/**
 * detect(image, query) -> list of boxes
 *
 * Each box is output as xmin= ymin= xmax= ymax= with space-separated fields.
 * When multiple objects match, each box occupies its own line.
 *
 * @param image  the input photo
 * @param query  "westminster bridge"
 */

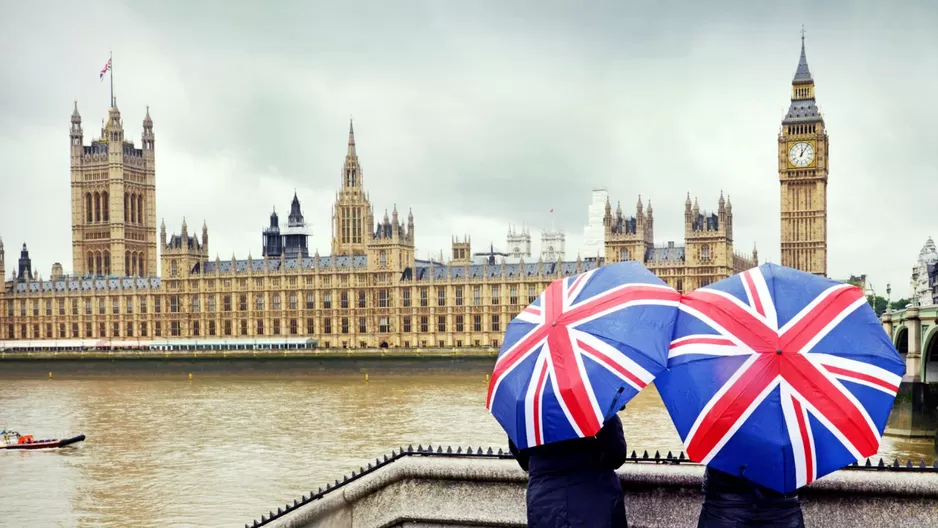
xmin=882 ymin=304 xmax=938 ymax=438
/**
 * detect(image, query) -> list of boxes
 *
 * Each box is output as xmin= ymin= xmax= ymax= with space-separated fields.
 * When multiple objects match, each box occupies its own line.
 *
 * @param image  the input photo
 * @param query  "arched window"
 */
xmin=619 ymin=248 xmax=630 ymax=262
xmin=130 ymin=194 xmax=137 ymax=224
xmin=104 ymin=251 xmax=111 ymax=275
xmin=125 ymin=252 xmax=131 ymax=276
xmin=124 ymin=193 xmax=129 ymax=223
xmin=94 ymin=192 xmax=101 ymax=222
xmin=86 ymin=193 xmax=93 ymax=223
xmin=87 ymin=253 xmax=94 ymax=275
xmin=138 ymin=253 xmax=145 ymax=277
xmin=138 ymin=196 xmax=144 ymax=226
xmin=95 ymin=252 xmax=102 ymax=276
xmin=102 ymin=191 xmax=109 ymax=221
xmin=701 ymin=245 xmax=711 ymax=263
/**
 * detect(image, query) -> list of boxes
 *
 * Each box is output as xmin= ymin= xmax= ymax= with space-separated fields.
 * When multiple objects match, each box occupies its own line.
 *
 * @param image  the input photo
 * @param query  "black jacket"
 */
xmin=697 ymin=467 xmax=805 ymax=528
xmin=509 ymin=414 xmax=629 ymax=528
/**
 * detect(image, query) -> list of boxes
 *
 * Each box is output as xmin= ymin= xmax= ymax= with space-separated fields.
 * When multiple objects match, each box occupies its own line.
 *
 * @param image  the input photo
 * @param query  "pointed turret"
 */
xmin=142 ymin=105 xmax=154 ymax=153
xmin=104 ymin=98 xmax=123 ymax=138
xmin=288 ymin=191 xmax=304 ymax=226
xmin=160 ymin=219 xmax=167 ymax=247
xmin=783 ymin=29 xmax=823 ymax=124
xmin=793 ymin=30 xmax=812 ymax=84
xmin=347 ymin=119 xmax=356 ymax=157
xmin=70 ymin=100 xmax=83 ymax=155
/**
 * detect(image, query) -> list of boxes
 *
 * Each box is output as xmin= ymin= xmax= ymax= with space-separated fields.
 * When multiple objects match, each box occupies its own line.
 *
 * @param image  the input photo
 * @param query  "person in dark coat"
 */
xmin=697 ymin=466 xmax=805 ymax=528
xmin=508 ymin=413 xmax=629 ymax=528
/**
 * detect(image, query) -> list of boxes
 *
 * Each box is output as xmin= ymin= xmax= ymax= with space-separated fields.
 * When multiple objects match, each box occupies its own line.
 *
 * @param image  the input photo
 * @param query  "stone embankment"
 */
xmin=248 ymin=446 xmax=938 ymax=528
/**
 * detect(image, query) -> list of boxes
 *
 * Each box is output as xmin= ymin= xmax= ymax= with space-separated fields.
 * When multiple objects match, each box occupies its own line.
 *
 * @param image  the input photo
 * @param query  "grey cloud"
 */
xmin=1 ymin=0 xmax=937 ymax=300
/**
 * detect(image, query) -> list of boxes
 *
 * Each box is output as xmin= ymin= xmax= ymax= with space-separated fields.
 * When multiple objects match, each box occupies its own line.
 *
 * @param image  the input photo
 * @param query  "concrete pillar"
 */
xmin=886 ymin=306 xmax=937 ymax=439
xmin=905 ymin=307 xmax=922 ymax=381
xmin=881 ymin=312 xmax=893 ymax=341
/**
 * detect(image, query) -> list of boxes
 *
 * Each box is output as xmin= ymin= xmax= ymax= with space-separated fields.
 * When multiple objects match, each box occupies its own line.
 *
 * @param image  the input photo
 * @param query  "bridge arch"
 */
xmin=923 ymin=326 xmax=938 ymax=383
xmin=894 ymin=326 xmax=909 ymax=367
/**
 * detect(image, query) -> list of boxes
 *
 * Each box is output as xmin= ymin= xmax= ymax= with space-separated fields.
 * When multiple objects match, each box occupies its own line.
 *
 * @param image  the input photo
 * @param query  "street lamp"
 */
xmin=886 ymin=283 xmax=892 ymax=313
xmin=911 ymin=278 xmax=919 ymax=308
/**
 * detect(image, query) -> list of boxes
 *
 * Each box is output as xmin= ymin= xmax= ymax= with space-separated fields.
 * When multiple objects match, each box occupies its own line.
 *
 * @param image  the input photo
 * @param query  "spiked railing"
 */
xmin=245 ymin=445 xmax=938 ymax=528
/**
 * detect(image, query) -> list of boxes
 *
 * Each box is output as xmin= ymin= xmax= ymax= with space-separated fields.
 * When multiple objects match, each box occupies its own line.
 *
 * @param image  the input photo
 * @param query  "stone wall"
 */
xmin=254 ymin=454 xmax=938 ymax=528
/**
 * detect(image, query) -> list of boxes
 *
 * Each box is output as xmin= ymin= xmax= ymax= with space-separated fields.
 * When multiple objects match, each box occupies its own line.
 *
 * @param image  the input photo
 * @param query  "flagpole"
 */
xmin=109 ymin=50 xmax=114 ymax=107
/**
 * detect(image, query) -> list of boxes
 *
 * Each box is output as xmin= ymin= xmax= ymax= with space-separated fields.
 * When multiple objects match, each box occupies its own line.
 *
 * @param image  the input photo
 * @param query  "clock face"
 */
xmin=789 ymin=142 xmax=815 ymax=167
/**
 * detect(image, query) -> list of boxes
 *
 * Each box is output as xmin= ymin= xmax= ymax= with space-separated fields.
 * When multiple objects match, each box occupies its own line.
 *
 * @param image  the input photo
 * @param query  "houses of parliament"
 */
xmin=0 ymin=38 xmax=828 ymax=349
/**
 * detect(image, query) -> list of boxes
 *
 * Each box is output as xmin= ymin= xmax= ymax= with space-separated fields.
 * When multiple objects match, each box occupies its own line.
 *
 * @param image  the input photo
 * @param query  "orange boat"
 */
xmin=1 ymin=430 xmax=85 ymax=450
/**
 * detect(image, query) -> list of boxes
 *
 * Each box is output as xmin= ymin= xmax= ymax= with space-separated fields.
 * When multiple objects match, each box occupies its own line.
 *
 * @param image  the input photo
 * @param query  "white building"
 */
xmin=540 ymin=229 xmax=566 ymax=262
xmin=582 ymin=189 xmax=608 ymax=259
xmin=506 ymin=225 xmax=532 ymax=259
xmin=912 ymin=237 xmax=938 ymax=306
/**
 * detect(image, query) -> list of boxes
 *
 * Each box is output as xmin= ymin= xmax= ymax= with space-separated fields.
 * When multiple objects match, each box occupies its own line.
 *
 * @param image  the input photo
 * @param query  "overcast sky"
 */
xmin=1 ymin=0 xmax=936 ymax=299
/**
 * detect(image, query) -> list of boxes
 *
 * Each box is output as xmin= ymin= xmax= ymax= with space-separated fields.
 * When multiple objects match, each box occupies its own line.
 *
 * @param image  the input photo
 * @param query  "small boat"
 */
xmin=0 ymin=429 xmax=86 ymax=450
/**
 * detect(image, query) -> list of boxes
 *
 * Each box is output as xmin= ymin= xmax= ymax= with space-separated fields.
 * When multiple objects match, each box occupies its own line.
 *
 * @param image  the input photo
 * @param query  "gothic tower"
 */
xmin=779 ymin=33 xmax=828 ymax=276
xmin=70 ymin=100 xmax=157 ymax=278
xmin=0 ymin=237 xmax=5 ymax=282
xmin=506 ymin=225 xmax=532 ymax=258
xmin=684 ymin=193 xmax=735 ymax=289
xmin=331 ymin=120 xmax=375 ymax=256
xmin=603 ymin=196 xmax=653 ymax=264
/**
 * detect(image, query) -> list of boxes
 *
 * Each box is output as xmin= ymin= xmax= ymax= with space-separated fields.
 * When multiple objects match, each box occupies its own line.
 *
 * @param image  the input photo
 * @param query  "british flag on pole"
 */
xmin=486 ymin=261 xmax=680 ymax=450
xmin=656 ymin=263 xmax=905 ymax=493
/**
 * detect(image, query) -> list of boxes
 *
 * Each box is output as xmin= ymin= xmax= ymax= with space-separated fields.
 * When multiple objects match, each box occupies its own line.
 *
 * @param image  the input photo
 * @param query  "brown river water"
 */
xmin=0 ymin=362 xmax=934 ymax=527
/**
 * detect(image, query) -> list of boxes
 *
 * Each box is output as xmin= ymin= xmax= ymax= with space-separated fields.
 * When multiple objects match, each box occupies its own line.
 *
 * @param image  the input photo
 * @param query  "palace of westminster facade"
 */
xmin=0 ymin=38 xmax=828 ymax=348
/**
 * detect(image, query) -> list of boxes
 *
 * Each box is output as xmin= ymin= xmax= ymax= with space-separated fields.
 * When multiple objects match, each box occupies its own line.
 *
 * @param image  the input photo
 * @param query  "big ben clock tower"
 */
xmin=779 ymin=31 xmax=829 ymax=276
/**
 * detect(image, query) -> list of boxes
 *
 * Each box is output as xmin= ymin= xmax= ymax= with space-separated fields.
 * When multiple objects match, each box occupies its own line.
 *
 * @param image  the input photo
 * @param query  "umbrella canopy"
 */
xmin=486 ymin=261 xmax=680 ymax=450
xmin=656 ymin=263 xmax=905 ymax=493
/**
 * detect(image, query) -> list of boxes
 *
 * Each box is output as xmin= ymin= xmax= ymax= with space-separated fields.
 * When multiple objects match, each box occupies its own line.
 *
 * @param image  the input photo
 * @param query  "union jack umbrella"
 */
xmin=656 ymin=263 xmax=905 ymax=493
xmin=485 ymin=261 xmax=680 ymax=450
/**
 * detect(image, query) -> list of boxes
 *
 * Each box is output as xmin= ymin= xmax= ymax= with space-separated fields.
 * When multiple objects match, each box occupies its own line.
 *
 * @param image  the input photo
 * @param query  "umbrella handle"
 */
xmin=605 ymin=386 xmax=625 ymax=418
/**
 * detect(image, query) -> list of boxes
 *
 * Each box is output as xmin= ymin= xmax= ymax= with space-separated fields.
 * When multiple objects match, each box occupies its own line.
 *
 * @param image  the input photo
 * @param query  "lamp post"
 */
xmin=886 ymin=283 xmax=892 ymax=313
xmin=911 ymin=278 xmax=919 ymax=308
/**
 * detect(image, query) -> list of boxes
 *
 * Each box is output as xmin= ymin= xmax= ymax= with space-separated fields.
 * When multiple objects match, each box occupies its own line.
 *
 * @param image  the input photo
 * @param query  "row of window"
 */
xmin=2 ymin=284 xmax=545 ymax=317
xmin=3 ymin=314 xmax=501 ymax=340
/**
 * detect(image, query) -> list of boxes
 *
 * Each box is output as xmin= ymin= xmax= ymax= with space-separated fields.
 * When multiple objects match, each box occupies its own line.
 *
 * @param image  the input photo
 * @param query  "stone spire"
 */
xmin=347 ymin=118 xmax=356 ymax=158
xmin=793 ymin=26 xmax=813 ymax=84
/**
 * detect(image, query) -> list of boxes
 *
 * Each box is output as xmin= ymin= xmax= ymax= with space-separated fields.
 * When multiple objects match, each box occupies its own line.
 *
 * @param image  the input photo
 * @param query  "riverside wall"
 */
xmin=0 ymin=348 xmax=498 ymax=376
xmin=249 ymin=450 xmax=938 ymax=528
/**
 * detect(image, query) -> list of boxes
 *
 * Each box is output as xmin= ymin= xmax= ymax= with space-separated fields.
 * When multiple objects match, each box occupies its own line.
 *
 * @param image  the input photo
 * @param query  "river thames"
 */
xmin=1 ymin=364 xmax=934 ymax=527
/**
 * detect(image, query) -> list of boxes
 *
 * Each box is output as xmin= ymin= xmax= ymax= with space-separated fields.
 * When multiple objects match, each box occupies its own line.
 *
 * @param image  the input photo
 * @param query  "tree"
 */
xmin=867 ymin=295 xmax=888 ymax=316
xmin=891 ymin=298 xmax=911 ymax=310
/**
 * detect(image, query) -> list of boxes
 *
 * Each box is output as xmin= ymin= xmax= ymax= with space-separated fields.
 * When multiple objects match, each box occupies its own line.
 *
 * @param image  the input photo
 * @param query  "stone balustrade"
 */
xmin=248 ymin=448 xmax=938 ymax=528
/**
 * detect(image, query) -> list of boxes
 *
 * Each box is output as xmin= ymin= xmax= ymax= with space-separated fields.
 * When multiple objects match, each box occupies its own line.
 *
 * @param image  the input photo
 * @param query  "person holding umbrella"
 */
xmin=654 ymin=264 xmax=905 ymax=527
xmin=508 ymin=408 xmax=629 ymax=527
xmin=485 ymin=262 xmax=682 ymax=527
xmin=697 ymin=466 xmax=805 ymax=527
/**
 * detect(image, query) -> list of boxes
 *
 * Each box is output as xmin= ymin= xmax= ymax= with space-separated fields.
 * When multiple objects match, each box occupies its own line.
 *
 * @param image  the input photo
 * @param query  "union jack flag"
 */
xmin=657 ymin=264 xmax=905 ymax=492
xmin=486 ymin=262 xmax=680 ymax=450
xmin=100 ymin=57 xmax=111 ymax=81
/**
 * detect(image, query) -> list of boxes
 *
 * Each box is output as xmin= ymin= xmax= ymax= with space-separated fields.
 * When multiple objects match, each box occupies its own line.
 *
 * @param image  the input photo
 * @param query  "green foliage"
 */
xmin=891 ymin=298 xmax=911 ymax=310
xmin=867 ymin=295 xmax=888 ymax=316
xmin=866 ymin=296 xmax=914 ymax=316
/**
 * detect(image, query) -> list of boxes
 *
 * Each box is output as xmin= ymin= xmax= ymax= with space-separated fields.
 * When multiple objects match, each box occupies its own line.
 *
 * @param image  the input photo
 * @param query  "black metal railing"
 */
xmin=245 ymin=445 xmax=938 ymax=528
